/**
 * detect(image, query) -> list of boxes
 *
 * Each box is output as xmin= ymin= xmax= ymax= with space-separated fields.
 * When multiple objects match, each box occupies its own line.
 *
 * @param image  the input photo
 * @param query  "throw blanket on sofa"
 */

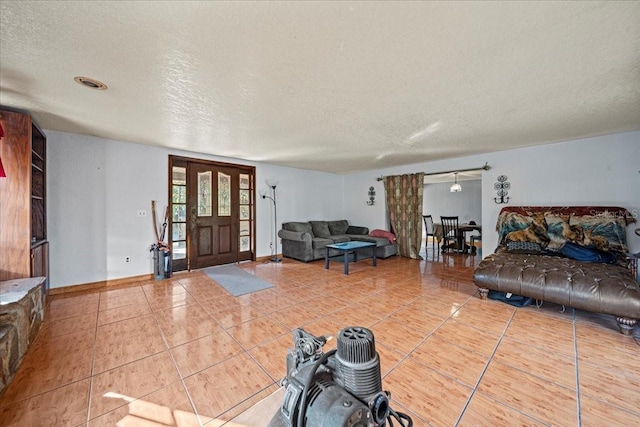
xmin=495 ymin=206 xmax=636 ymax=266
xmin=370 ymin=229 xmax=396 ymax=244
xmin=474 ymin=206 xmax=640 ymax=335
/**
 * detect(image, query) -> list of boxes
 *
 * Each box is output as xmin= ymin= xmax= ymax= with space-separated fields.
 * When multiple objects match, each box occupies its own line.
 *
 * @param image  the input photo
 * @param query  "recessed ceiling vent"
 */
xmin=74 ymin=76 xmax=107 ymax=90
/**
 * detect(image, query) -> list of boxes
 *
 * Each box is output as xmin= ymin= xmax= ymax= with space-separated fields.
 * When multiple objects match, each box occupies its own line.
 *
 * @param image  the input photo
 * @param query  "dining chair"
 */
xmin=470 ymin=233 xmax=481 ymax=254
xmin=440 ymin=216 xmax=461 ymax=253
xmin=423 ymin=215 xmax=439 ymax=253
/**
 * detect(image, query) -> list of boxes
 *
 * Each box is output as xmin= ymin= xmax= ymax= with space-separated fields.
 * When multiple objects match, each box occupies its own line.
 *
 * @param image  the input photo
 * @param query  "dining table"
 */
xmin=434 ymin=222 xmax=482 ymax=253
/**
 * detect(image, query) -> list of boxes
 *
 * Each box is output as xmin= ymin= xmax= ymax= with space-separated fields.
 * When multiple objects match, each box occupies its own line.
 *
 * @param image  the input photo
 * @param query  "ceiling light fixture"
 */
xmin=74 ymin=76 xmax=108 ymax=90
xmin=450 ymin=172 xmax=462 ymax=192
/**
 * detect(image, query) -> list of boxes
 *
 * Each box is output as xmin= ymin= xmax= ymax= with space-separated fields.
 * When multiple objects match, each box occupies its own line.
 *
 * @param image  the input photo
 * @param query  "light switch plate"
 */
xmin=137 ymin=210 xmax=147 ymax=218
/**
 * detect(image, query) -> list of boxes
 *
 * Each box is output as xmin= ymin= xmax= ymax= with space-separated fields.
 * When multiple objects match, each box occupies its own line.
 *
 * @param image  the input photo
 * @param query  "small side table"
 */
xmin=627 ymin=253 xmax=639 ymax=282
xmin=325 ymin=241 xmax=377 ymax=275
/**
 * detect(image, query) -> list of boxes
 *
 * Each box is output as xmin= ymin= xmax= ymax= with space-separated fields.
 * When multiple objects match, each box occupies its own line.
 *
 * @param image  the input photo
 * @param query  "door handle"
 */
xmin=190 ymin=207 xmax=197 ymax=229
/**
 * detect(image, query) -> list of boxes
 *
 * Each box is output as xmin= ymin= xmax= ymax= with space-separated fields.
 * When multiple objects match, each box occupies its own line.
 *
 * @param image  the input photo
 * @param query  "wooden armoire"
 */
xmin=0 ymin=107 xmax=49 ymax=291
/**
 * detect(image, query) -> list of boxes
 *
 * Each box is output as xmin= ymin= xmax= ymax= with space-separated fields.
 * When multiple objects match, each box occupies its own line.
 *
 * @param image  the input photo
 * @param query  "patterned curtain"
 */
xmin=383 ymin=173 xmax=425 ymax=259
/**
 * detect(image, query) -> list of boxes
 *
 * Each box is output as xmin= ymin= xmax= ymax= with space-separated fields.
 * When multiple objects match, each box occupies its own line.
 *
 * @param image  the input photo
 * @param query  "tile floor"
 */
xmin=1 ymin=247 xmax=639 ymax=426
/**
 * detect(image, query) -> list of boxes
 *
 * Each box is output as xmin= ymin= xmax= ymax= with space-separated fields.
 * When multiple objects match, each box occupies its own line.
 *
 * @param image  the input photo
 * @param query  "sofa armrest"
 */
xmin=278 ymin=229 xmax=312 ymax=243
xmin=346 ymin=225 xmax=369 ymax=235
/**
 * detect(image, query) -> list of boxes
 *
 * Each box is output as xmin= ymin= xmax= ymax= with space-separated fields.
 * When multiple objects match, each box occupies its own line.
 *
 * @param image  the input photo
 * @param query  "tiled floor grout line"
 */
xmin=191 ymin=284 xmax=286 ymax=425
xmin=143 ymin=284 xmax=204 ymax=427
xmin=377 ymin=293 xmax=470 ymax=382
xmin=214 ymin=372 xmax=279 ymax=426
xmin=87 ymin=285 xmax=197 ymax=424
xmin=84 ymin=290 xmax=104 ymax=425
xmin=573 ymin=308 xmax=582 ymax=427
xmin=452 ymin=307 xmax=549 ymax=427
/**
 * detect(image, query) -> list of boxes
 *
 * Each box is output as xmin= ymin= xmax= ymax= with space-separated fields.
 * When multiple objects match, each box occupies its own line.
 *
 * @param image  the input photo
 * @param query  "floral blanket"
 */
xmin=495 ymin=206 xmax=637 ymax=266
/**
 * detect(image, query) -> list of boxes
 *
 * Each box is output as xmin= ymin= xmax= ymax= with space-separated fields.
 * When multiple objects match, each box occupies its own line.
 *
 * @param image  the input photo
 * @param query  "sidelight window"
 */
xmin=171 ymin=166 xmax=187 ymax=260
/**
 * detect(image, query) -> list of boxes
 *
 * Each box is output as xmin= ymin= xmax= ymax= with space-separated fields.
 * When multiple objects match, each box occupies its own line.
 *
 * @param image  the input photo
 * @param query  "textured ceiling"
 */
xmin=1 ymin=1 xmax=639 ymax=174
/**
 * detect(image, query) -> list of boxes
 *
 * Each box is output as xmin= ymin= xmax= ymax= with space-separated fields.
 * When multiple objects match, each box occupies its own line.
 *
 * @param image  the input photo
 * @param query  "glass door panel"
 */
xmin=198 ymin=171 xmax=212 ymax=217
xmin=218 ymin=172 xmax=231 ymax=217
xmin=171 ymin=166 xmax=187 ymax=261
xmin=238 ymin=173 xmax=253 ymax=253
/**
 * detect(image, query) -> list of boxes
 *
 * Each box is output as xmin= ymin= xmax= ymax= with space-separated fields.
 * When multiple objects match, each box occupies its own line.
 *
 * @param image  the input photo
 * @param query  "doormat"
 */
xmin=202 ymin=265 xmax=274 ymax=296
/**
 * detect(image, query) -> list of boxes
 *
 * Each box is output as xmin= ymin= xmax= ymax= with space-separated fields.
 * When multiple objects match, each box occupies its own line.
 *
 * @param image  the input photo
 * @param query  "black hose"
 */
xmin=388 ymin=407 xmax=413 ymax=427
xmin=297 ymin=349 xmax=337 ymax=427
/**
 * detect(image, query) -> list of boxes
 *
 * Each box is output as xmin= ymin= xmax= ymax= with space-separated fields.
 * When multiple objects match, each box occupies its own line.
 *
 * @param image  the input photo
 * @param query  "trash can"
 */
xmin=164 ymin=250 xmax=172 ymax=278
xmin=151 ymin=244 xmax=165 ymax=281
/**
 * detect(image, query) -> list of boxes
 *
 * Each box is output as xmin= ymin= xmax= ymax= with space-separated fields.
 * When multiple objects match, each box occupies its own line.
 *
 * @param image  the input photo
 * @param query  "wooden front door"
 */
xmin=188 ymin=163 xmax=239 ymax=268
xmin=169 ymin=156 xmax=255 ymax=271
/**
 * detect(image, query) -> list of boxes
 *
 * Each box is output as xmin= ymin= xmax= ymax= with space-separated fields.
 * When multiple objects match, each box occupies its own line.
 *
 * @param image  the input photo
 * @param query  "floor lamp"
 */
xmin=262 ymin=179 xmax=281 ymax=262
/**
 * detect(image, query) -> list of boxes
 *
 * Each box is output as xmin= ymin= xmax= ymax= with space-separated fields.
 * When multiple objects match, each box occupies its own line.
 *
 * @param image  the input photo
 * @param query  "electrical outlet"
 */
xmin=125 ymin=257 xmax=130 ymax=263
xmin=269 ymin=241 xmax=273 ymax=248
xmin=136 ymin=210 xmax=147 ymax=218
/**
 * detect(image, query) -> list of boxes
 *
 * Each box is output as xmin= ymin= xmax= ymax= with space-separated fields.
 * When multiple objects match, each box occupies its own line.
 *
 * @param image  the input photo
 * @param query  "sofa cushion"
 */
xmin=310 ymin=221 xmax=331 ymax=238
xmin=359 ymin=243 xmax=398 ymax=259
xmin=375 ymin=244 xmax=397 ymax=258
xmin=346 ymin=225 xmax=369 ymax=235
xmin=328 ymin=220 xmax=349 ymax=235
xmin=474 ymin=252 xmax=640 ymax=319
xmin=351 ymin=236 xmax=391 ymax=247
xmin=284 ymin=222 xmax=313 ymax=235
xmin=311 ymin=237 xmax=334 ymax=250
xmin=330 ymin=235 xmax=350 ymax=244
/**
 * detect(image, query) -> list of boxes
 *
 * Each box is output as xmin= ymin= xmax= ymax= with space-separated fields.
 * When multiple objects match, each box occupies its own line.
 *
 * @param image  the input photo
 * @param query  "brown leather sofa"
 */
xmin=473 ymin=206 xmax=640 ymax=334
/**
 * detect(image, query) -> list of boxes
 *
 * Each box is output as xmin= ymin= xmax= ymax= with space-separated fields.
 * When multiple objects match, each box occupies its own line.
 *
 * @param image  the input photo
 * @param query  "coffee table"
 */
xmin=325 ymin=241 xmax=376 ymax=275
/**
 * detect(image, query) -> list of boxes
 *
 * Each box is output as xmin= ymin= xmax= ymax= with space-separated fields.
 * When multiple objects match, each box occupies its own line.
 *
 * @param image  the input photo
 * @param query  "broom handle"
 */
xmin=159 ymin=206 xmax=169 ymax=243
xmin=151 ymin=200 xmax=160 ymax=242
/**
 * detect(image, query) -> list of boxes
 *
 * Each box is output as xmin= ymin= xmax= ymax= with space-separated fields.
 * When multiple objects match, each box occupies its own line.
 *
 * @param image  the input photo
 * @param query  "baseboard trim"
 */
xmin=49 ymin=274 xmax=154 ymax=295
xmin=48 ymin=258 xmax=278 ymax=295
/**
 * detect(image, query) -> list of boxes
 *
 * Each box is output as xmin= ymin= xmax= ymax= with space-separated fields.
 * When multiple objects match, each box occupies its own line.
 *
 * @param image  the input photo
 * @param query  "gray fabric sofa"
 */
xmin=278 ymin=220 xmax=397 ymax=262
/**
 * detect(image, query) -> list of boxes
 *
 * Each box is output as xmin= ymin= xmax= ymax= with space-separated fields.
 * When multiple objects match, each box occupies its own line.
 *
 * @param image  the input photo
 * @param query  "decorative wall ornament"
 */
xmin=366 ymin=186 xmax=376 ymax=205
xmin=494 ymin=175 xmax=510 ymax=204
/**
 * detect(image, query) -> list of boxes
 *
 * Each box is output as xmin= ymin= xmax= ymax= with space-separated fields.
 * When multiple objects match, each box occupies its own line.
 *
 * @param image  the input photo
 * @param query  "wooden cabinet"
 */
xmin=31 ymin=242 xmax=49 ymax=280
xmin=0 ymin=108 xmax=49 ymax=292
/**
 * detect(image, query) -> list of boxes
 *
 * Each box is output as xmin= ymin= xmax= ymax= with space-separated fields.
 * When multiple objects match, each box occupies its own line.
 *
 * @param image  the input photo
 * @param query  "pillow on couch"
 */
xmin=328 ymin=220 xmax=349 ymax=235
xmin=370 ymin=229 xmax=396 ymax=244
xmin=506 ymin=241 xmax=542 ymax=254
xmin=309 ymin=221 xmax=331 ymax=238
xmin=284 ymin=222 xmax=313 ymax=235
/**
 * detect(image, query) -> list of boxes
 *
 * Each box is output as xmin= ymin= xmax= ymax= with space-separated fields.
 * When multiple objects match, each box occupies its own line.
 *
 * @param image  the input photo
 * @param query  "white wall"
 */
xmin=47 ymin=130 xmax=640 ymax=288
xmin=423 ymin=179 xmax=482 ymax=225
xmin=47 ymin=131 xmax=344 ymax=288
xmin=343 ymin=131 xmax=640 ymax=255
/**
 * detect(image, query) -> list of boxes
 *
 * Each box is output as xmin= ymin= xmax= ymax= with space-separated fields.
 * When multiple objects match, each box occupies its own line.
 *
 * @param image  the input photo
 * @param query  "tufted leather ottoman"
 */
xmin=473 ymin=252 xmax=640 ymax=334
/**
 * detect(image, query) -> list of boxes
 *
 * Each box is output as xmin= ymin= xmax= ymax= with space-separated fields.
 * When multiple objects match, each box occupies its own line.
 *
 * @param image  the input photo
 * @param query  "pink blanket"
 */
xmin=370 ymin=229 xmax=396 ymax=244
